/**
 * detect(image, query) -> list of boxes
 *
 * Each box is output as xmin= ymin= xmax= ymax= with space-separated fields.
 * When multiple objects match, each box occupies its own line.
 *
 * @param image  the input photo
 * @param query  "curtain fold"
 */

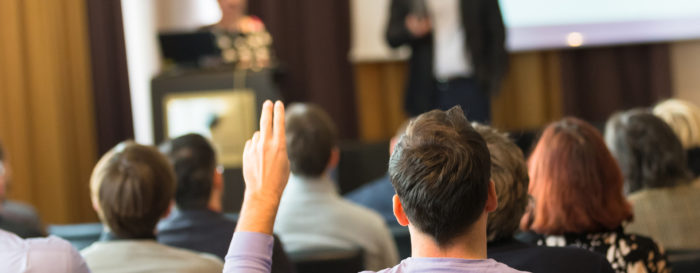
xmin=0 ymin=0 xmax=98 ymax=224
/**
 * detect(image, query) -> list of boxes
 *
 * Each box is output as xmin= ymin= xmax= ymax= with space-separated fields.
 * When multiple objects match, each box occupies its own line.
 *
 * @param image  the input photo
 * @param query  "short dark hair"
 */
xmin=160 ymin=134 xmax=216 ymax=210
xmin=605 ymin=109 xmax=692 ymax=195
xmin=90 ymin=141 xmax=176 ymax=239
xmin=389 ymin=107 xmax=491 ymax=247
xmin=285 ymin=103 xmax=338 ymax=177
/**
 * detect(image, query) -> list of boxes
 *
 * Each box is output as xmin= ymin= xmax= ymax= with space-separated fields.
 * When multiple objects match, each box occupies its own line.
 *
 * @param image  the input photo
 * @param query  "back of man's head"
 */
xmin=472 ymin=124 xmax=529 ymax=242
xmin=160 ymin=134 xmax=216 ymax=210
xmin=90 ymin=141 xmax=176 ymax=239
xmin=285 ymin=103 xmax=338 ymax=177
xmin=389 ymin=107 xmax=491 ymax=247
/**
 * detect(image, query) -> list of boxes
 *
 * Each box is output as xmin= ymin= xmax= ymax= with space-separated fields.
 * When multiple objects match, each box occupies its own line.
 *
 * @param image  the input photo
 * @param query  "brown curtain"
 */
xmin=248 ymin=0 xmax=358 ymax=139
xmin=560 ymin=44 xmax=673 ymax=123
xmin=492 ymin=51 xmax=563 ymax=131
xmin=86 ymin=0 xmax=134 ymax=155
xmin=0 ymin=0 xmax=98 ymax=223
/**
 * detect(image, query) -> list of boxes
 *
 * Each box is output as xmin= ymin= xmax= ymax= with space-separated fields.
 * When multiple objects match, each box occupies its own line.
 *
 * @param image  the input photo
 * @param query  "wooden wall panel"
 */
xmin=0 ymin=0 xmax=98 ymax=224
xmin=353 ymin=53 xmax=563 ymax=140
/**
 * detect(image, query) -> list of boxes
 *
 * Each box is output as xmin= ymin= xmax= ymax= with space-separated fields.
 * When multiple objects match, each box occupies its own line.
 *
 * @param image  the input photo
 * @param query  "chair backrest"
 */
xmin=667 ymin=249 xmax=700 ymax=273
xmin=288 ymin=247 xmax=364 ymax=273
xmin=336 ymin=140 xmax=391 ymax=195
xmin=48 ymin=223 xmax=103 ymax=250
xmin=390 ymin=224 xmax=411 ymax=260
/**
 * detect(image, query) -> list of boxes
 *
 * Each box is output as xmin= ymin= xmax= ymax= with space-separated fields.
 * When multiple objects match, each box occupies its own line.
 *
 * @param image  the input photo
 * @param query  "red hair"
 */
xmin=521 ymin=118 xmax=632 ymax=234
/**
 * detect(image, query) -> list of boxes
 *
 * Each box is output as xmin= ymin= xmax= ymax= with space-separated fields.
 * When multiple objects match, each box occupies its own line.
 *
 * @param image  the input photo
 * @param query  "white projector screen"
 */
xmin=350 ymin=0 xmax=700 ymax=62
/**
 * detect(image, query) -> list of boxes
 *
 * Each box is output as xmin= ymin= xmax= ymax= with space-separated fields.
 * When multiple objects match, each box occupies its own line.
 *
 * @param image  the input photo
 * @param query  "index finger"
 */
xmin=273 ymin=101 xmax=286 ymax=143
xmin=260 ymin=100 xmax=273 ymax=139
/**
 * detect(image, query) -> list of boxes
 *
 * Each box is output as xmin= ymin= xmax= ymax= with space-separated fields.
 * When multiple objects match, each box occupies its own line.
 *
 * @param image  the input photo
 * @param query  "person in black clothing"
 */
xmin=157 ymin=134 xmax=294 ymax=273
xmin=472 ymin=123 xmax=615 ymax=273
xmin=385 ymin=0 xmax=508 ymax=122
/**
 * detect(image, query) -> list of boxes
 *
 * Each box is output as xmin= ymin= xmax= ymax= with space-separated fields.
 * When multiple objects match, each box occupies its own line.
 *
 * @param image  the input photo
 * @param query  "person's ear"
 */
xmin=91 ymin=196 xmax=100 ymax=214
xmin=327 ymin=147 xmax=340 ymax=171
xmin=485 ymin=180 xmax=498 ymax=213
xmin=393 ymin=194 xmax=410 ymax=226
xmin=162 ymin=201 xmax=174 ymax=219
xmin=213 ymin=167 xmax=224 ymax=192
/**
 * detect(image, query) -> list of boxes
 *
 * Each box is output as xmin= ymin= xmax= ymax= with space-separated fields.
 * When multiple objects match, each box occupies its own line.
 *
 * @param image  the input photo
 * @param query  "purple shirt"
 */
xmin=0 ymin=229 xmax=90 ymax=273
xmin=225 ymin=232 xmax=527 ymax=273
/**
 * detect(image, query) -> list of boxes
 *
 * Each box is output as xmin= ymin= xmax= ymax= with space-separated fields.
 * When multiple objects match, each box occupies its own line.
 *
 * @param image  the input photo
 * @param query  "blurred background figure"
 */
xmin=275 ymin=103 xmax=399 ymax=271
xmin=653 ymin=99 xmax=700 ymax=179
xmin=0 ymin=142 xmax=45 ymax=238
xmin=157 ymin=134 xmax=294 ymax=273
xmin=206 ymin=0 xmax=274 ymax=70
xmin=81 ymin=142 xmax=223 ymax=273
xmin=520 ymin=118 xmax=669 ymax=273
xmin=473 ymin=123 xmax=614 ymax=273
xmin=605 ymin=110 xmax=700 ymax=250
xmin=386 ymin=0 xmax=508 ymax=122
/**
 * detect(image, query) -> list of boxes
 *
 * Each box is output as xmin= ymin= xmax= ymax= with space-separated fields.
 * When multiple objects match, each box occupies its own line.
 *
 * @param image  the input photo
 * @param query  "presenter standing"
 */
xmin=386 ymin=0 xmax=508 ymax=122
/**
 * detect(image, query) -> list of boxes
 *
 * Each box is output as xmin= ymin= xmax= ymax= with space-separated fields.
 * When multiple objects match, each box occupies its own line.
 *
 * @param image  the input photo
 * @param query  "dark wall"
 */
xmin=86 ymin=0 xmax=134 ymax=154
xmin=249 ymin=0 xmax=358 ymax=139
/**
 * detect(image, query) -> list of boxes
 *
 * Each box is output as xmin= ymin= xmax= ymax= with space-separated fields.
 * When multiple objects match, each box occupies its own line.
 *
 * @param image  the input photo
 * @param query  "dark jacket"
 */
xmin=488 ymin=237 xmax=616 ymax=273
xmin=157 ymin=209 xmax=295 ymax=273
xmin=386 ymin=0 xmax=508 ymax=116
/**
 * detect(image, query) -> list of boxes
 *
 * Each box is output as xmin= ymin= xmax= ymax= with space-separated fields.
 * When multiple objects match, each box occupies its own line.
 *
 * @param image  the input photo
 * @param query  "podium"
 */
xmin=151 ymin=67 xmax=281 ymax=212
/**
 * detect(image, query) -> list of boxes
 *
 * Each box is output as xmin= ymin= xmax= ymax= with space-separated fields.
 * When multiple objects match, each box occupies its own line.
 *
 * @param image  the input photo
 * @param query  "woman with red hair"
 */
xmin=519 ymin=118 xmax=669 ymax=273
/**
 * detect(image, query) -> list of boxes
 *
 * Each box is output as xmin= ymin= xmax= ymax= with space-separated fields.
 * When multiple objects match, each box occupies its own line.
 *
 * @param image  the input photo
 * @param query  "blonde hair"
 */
xmin=653 ymin=99 xmax=700 ymax=149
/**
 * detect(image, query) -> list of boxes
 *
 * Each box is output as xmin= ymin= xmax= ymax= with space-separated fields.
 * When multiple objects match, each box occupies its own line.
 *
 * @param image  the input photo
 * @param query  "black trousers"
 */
xmin=435 ymin=77 xmax=491 ymax=124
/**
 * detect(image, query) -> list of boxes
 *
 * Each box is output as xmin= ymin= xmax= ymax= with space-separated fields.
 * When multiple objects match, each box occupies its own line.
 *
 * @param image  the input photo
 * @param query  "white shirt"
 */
xmin=81 ymin=240 xmax=223 ymax=273
xmin=427 ymin=0 xmax=473 ymax=79
xmin=0 ymin=229 xmax=90 ymax=273
xmin=274 ymin=175 xmax=399 ymax=271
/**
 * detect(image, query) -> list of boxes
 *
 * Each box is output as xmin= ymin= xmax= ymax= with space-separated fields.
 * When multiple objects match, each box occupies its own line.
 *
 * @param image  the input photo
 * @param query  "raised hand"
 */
xmin=237 ymin=100 xmax=290 ymax=235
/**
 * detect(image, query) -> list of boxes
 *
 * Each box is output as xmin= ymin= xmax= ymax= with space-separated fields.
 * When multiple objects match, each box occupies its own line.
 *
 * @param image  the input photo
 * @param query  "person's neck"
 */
xmin=409 ymin=216 xmax=488 ymax=260
xmin=218 ymin=15 xmax=242 ymax=31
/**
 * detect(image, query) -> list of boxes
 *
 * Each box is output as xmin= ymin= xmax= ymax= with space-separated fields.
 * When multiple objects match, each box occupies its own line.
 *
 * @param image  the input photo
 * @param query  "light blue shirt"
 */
xmin=0 ymin=229 xmax=90 ymax=273
xmin=274 ymin=174 xmax=399 ymax=270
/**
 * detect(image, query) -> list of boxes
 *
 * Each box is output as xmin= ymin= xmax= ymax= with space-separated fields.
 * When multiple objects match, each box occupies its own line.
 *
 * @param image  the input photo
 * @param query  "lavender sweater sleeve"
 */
xmin=223 ymin=232 xmax=275 ymax=273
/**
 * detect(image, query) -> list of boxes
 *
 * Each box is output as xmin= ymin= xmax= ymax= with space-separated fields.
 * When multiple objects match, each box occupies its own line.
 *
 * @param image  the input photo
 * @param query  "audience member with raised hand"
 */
xmin=653 ymin=99 xmax=700 ymax=178
xmin=157 ymin=134 xmax=294 ymax=272
xmin=473 ymin=123 xmax=615 ymax=273
xmin=81 ymin=142 xmax=223 ymax=273
xmin=225 ymin=105 xmax=525 ymax=273
xmin=273 ymin=103 xmax=398 ymax=270
xmin=224 ymin=100 xmax=291 ymax=272
xmin=520 ymin=118 xmax=669 ymax=273
xmin=605 ymin=109 xmax=700 ymax=249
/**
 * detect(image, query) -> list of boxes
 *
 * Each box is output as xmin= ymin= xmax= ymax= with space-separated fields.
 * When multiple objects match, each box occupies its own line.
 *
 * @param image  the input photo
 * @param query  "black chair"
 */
xmin=336 ymin=140 xmax=391 ymax=195
xmin=48 ymin=222 xmax=103 ymax=250
xmin=390 ymin=225 xmax=411 ymax=260
xmin=667 ymin=249 xmax=700 ymax=273
xmin=288 ymin=247 xmax=364 ymax=273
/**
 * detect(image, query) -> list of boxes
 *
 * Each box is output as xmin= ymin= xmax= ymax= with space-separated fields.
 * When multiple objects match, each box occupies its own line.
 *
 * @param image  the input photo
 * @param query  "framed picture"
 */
xmin=163 ymin=89 xmax=256 ymax=168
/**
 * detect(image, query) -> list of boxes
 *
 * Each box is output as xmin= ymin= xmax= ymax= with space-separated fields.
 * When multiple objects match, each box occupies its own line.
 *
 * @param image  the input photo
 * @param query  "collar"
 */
xmin=286 ymin=174 xmax=339 ymax=195
xmin=99 ymin=231 xmax=156 ymax=242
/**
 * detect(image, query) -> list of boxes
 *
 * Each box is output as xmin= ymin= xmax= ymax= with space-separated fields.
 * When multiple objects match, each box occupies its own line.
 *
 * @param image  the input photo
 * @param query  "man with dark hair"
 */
xmin=81 ymin=141 xmax=223 ymax=273
xmin=473 ymin=123 xmax=615 ymax=273
xmin=223 ymin=102 xmax=524 ymax=273
xmin=0 ymin=142 xmax=45 ymax=238
xmin=157 ymin=134 xmax=294 ymax=272
xmin=274 ymin=103 xmax=398 ymax=270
